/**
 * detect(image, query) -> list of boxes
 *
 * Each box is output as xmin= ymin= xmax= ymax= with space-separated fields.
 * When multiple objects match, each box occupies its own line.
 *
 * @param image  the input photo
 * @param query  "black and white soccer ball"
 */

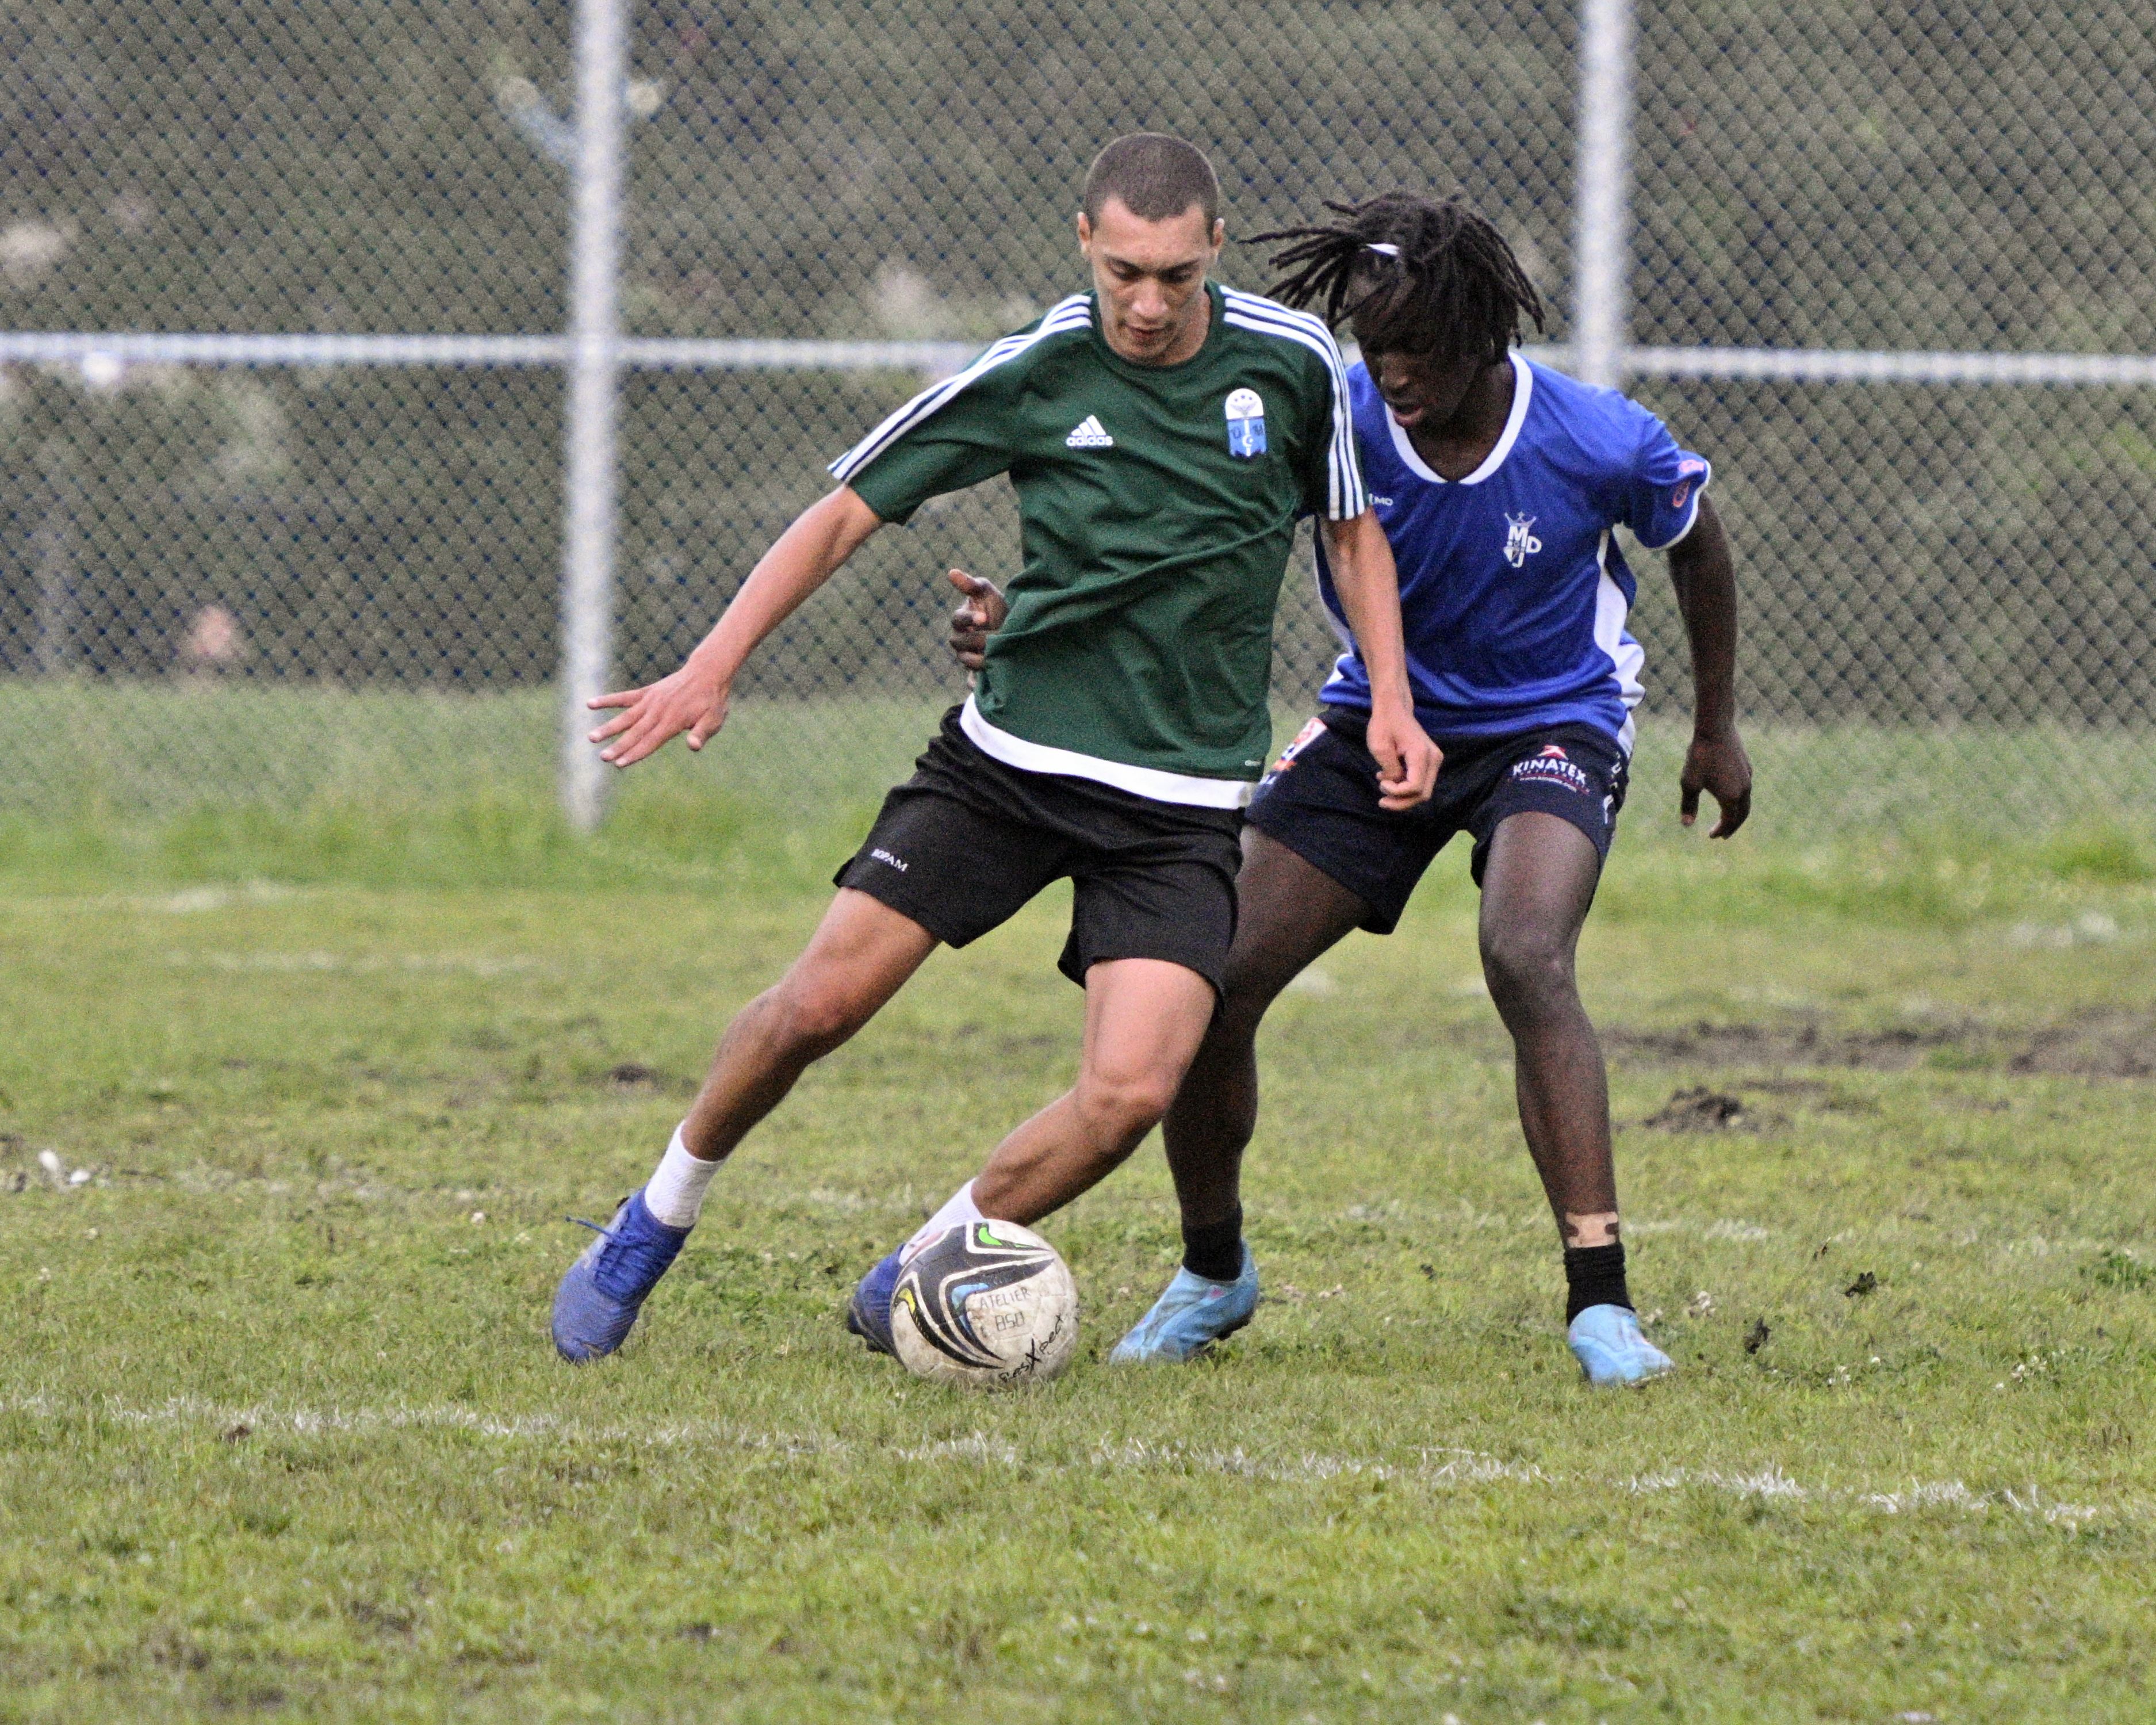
xmin=890 ymin=1220 xmax=1079 ymax=1388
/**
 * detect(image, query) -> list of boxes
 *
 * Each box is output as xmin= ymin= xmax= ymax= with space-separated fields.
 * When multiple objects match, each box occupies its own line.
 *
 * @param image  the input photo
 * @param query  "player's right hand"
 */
xmin=947 ymin=568 xmax=1007 ymax=671
xmin=1366 ymin=699 xmax=1442 ymax=812
xmin=586 ymin=661 xmax=730 ymax=768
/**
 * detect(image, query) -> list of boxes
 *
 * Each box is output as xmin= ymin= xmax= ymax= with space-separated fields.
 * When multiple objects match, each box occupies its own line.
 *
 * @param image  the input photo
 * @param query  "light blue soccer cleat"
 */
xmin=1566 ymin=1303 xmax=1674 ymax=1386
xmin=844 ymin=1246 xmax=905 ymax=1357
xmin=551 ymin=1189 xmax=690 ymax=1362
xmin=1108 ymin=1246 xmax=1260 ymax=1363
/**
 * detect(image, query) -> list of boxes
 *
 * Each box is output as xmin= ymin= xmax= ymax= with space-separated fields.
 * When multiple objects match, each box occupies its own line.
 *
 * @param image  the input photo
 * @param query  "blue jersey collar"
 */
xmin=1384 ymin=357 xmax=1535 ymax=487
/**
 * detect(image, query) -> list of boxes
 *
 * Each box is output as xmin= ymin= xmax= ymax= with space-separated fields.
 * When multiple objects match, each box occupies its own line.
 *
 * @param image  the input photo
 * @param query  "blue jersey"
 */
xmin=1315 ymin=357 xmax=1709 ymax=752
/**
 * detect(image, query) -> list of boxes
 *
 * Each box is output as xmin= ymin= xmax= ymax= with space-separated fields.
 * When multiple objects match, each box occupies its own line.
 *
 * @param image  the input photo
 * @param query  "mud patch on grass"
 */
xmin=1609 ymin=1019 xmax=1964 ymax=1072
xmin=1607 ymin=1009 xmax=2156 ymax=1078
xmin=2005 ymin=1011 xmax=2156 ymax=1078
xmin=1641 ymin=1087 xmax=1752 ymax=1131
xmin=602 ymin=1061 xmax=695 ymax=1095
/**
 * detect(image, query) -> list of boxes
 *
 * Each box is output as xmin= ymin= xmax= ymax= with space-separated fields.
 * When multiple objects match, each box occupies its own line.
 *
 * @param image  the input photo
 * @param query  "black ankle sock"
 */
xmin=1563 ymin=1242 xmax=1631 ymax=1323
xmin=1181 ymin=1207 xmax=1244 ymax=1283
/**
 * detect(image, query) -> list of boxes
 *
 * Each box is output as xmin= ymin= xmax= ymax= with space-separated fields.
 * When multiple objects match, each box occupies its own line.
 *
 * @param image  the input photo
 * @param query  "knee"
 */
xmin=757 ymin=975 xmax=872 ymax=1060
xmin=1480 ymin=925 xmax=1578 ymax=1020
xmin=1209 ymin=965 xmax=1289 ymax=1050
xmin=1074 ymin=1065 xmax=1182 ymax=1149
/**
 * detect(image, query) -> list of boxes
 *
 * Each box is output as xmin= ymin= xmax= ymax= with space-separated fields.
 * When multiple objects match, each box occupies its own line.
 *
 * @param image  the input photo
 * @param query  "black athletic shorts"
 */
xmin=834 ymin=707 xmax=1246 ymax=995
xmin=1247 ymin=709 xmax=1629 ymax=935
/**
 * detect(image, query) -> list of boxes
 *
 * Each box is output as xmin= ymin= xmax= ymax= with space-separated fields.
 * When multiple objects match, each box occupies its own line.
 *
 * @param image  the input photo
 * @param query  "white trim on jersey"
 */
xmin=1220 ymin=289 xmax=1368 ymax=521
xmin=1384 ymin=357 xmax=1536 ymax=487
xmin=1636 ymin=456 xmax=1714 ymax=550
xmin=959 ymin=694 xmax=1256 ymax=810
xmin=828 ymin=295 xmax=1095 ymax=483
xmin=1592 ymin=530 xmax=1646 ymax=756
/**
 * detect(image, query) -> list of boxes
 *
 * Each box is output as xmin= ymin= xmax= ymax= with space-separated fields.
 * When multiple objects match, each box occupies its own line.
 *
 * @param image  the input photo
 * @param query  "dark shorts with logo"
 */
xmin=833 ymin=707 xmax=1246 ymax=995
xmin=1247 ymin=709 xmax=1628 ymax=935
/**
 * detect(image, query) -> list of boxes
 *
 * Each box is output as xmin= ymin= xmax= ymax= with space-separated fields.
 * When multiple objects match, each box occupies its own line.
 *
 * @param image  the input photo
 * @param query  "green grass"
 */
xmin=8 ymin=676 xmax=2156 ymax=843
xmin=5 ymin=758 xmax=2156 ymax=1722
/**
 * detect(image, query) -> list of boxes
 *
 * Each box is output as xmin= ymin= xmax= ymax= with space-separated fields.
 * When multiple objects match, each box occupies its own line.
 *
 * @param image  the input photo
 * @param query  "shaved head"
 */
xmin=1082 ymin=133 xmax=1220 ymax=230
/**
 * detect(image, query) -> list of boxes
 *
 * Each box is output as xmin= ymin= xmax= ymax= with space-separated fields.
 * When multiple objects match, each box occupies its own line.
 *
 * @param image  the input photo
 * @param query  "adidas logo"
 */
xmin=1064 ymin=415 xmax=1113 ymax=449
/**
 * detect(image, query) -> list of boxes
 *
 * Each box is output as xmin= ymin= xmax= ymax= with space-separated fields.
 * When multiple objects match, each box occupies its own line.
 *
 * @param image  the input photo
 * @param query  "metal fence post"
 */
xmin=31 ymin=442 xmax=78 ymax=678
xmin=1572 ymin=0 xmax=1636 ymax=388
xmin=558 ymin=0 xmax=629 ymax=833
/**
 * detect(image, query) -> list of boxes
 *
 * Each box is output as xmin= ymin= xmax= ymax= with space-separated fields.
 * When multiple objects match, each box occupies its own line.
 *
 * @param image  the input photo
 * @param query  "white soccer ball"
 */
xmin=890 ymin=1219 xmax=1080 ymax=1388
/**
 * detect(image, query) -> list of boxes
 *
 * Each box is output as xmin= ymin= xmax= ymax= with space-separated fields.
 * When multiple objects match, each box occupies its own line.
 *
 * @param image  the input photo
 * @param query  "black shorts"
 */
xmin=833 ymin=707 xmax=1246 ymax=995
xmin=1247 ymin=710 xmax=1629 ymax=935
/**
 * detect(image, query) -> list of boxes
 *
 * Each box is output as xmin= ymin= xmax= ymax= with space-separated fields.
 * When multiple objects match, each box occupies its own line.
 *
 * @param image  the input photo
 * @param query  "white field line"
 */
xmin=2 ymin=1392 xmax=2128 ymax=1528
xmin=160 ymin=950 xmax=546 ymax=977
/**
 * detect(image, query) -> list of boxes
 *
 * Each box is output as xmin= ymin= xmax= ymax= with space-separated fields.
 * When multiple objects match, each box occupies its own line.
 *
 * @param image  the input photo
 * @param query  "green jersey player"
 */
xmin=551 ymin=135 xmax=1439 ymax=1363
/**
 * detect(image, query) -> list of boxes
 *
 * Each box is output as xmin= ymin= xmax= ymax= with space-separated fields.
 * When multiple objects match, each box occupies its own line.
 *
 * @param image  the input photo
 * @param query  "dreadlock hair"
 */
xmin=1253 ymin=191 xmax=1545 ymax=363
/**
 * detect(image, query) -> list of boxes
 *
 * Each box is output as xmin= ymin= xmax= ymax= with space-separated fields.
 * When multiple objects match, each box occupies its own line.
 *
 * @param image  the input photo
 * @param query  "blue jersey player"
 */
xmin=949 ymin=193 xmax=1752 ymax=1383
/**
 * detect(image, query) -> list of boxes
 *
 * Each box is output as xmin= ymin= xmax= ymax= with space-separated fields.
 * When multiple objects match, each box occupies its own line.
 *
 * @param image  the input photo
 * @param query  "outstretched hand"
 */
xmin=585 ymin=661 xmax=729 ymax=768
xmin=1679 ymin=728 xmax=1753 ymax=837
xmin=947 ymin=568 xmax=1008 ymax=671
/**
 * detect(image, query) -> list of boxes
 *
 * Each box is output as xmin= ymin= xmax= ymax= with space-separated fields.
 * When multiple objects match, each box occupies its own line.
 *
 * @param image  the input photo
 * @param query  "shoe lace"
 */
xmin=567 ymin=1193 xmax=637 ymax=1239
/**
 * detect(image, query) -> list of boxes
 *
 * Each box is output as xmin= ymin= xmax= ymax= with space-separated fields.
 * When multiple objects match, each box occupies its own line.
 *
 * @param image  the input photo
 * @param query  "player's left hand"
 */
xmin=946 ymin=568 xmax=1007 ymax=671
xmin=1680 ymin=726 xmax=1752 ymax=837
xmin=1366 ymin=701 xmax=1442 ymax=811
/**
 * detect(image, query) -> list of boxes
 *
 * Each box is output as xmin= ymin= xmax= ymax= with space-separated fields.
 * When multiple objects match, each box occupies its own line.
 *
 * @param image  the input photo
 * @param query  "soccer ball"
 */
xmin=890 ymin=1219 xmax=1079 ymax=1388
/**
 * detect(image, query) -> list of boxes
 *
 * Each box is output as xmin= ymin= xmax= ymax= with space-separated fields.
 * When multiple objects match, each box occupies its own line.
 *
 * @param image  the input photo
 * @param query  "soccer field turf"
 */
xmin=3 ymin=810 xmax=2154 ymax=1721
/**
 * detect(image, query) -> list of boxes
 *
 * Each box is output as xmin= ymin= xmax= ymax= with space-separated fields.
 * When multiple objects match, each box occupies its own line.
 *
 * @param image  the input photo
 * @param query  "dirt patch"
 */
xmin=1608 ymin=1019 xmax=1964 ymax=1072
xmin=603 ymin=1061 xmax=694 ymax=1094
xmin=1641 ymin=1087 xmax=1751 ymax=1131
xmin=2005 ymin=1011 xmax=2156 ymax=1079
xmin=1607 ymin=1010 xmax=2156 ymax=1079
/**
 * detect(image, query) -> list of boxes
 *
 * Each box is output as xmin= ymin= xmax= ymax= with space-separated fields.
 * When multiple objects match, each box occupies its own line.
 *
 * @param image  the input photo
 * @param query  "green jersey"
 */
xmin=831 ymin=283 xmax=1365 ymax=807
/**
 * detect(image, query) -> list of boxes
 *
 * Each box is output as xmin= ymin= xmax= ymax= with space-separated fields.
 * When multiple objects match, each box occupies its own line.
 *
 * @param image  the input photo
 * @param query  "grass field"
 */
xmin=5 ymin=696 xmax=2156 ymax=1722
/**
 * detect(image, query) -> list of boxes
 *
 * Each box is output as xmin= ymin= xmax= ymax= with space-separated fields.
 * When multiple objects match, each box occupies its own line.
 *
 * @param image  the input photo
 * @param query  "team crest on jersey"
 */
xmin=1503 ymin=513 xmax=1544 ymax=568
xmin=1224 ymin=387 xmax=1266 ymax=458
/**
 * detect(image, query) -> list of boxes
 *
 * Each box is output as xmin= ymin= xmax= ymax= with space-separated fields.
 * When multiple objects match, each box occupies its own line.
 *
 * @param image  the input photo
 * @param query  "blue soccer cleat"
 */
xmin=845 ymin=1246 xmax=905 ymax=1357
xmin=1566 ymin=1303 xmax=1674 ymax=1386
xmin=1108 ymin=1246 xmax=1259 ymax=1363
xmin=551 ymin=1189 xmax=690 ymax=1363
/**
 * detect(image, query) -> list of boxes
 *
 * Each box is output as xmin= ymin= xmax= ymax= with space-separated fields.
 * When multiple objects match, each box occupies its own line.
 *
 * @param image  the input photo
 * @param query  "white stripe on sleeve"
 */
xmin=828 ymin=296 xmax=1094 ymax=483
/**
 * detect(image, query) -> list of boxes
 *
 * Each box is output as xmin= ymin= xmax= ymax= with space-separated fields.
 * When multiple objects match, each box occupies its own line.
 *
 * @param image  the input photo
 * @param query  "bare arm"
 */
xmin=587 ymin=485 xmax=884 ymax=768
xmin=1664 ymin=493 xmax=1752 ymax=837
xmin=1320 ymin=508 xmax=1441 ymax=810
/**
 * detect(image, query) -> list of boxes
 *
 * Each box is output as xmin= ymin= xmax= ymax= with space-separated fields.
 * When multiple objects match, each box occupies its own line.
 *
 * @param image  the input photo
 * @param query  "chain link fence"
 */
xmin=2 ymin=2 xmax=2152 ymax=840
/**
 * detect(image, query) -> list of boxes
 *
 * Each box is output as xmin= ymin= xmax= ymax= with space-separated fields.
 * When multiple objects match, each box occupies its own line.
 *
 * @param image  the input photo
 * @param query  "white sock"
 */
xmin=642 ymin=1123 xmax=719 ymax=1230
xmin=902 ymin=1180 xmax=985 ymax=1263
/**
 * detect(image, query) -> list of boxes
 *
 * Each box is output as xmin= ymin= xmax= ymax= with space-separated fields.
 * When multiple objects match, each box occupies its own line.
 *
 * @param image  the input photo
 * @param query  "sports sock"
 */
xmin=642 ymin=1123 xmax=719 ymax=1230
xmin=1563 ymin=1241 xmax=1632 ymax=1323
xmin=1181 ymin=1206 xmax=1244 ymax=1283
xmin=902 ymin=1180 xmax=985 ymax=1263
